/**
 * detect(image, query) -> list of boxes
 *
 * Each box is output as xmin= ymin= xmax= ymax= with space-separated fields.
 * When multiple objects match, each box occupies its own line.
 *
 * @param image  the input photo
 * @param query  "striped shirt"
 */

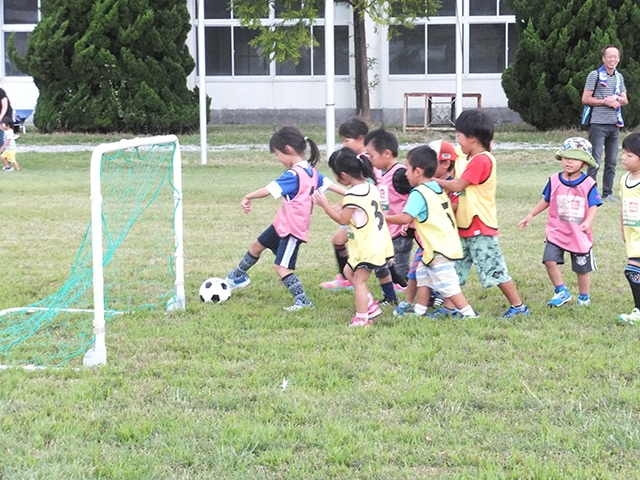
xmin=584 ymin=70 xmax=626 ymax=125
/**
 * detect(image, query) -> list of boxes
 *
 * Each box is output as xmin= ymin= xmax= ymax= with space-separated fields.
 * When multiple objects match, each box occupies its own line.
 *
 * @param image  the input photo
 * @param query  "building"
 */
xmin=1 ymin=0 xmax=520 ymax=124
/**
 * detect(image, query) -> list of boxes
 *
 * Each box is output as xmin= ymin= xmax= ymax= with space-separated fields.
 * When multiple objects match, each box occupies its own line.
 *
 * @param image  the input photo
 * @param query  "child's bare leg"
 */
xmin=415 ymin=285 xmax=429 ymax=307
xmin=12 ymin=160 xmax=19 ymax=171
xmin=448 ymin=292 xmax=470 ymax=310
xmin=545 ymin=261 xmax=564 ymax=288
xmin=498 ymin=279 xmax=523 ymax=306
xmin=347 ymin=267 xmax=371 ymax=314
xmin=577 ymin=272 xmax=590 ymax=296
xmin=404 ymin=279 xmax=417 ymax=304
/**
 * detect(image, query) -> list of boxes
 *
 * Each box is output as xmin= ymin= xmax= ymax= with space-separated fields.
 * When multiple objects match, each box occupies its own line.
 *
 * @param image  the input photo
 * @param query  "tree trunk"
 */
xmin=353 ymin=5 xmax=371 ymax=123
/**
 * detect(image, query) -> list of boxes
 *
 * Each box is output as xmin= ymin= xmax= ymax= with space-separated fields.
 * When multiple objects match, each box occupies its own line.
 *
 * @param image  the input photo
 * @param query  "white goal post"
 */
xmin=83 ymin=135 xmax=186 ymax=367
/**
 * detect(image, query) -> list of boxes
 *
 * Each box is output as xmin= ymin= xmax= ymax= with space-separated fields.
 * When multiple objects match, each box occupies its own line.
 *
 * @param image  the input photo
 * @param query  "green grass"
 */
xmin=1 ymin=131 xmax=640 ymax=479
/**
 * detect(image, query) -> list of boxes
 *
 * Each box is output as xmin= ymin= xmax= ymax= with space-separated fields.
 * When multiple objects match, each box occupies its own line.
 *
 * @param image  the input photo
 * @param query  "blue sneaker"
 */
xmin=501 ymin=304 xmax=531 ymax=318
xmin=577 ymin=295 xmax=591 ymax=306
xmin=225 ymin=270 xmax=250 ymax=291
xmin=393 ymin=301 xmax=415 ymax=317
xmin=425 ymin=307 xmax=460 ymax=319
xmin=547 ymin=287 xmax=571 ymax=307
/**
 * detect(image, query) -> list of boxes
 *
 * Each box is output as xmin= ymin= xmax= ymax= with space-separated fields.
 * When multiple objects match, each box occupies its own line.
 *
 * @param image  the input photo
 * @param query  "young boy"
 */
xmin=618 ymin=133 xmax=640 ymax=325
xmin=364 ymin=127 xmax=413 ymax=283
xmin=518 ymin=137 xmax=602 ymax=307
xmin=394 ymin=139 xmax=457 ymax=317
xmin=1 ymin=118 xmax=19 ymax=171
xmin=434 ymin=109 xmax=530 ymax=318
xmin=386 ymin=145 xmax=477 ymax=318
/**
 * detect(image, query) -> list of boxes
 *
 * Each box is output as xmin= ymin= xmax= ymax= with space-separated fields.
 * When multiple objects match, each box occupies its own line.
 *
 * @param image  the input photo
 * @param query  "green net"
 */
xmin=0 ymin=138 xmax=183 ymax=367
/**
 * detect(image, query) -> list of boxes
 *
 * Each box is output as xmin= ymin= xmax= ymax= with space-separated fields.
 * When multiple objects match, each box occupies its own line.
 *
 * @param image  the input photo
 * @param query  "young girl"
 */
xmin=226 ymin=126 xmax=345 ymax=311
xmin=313 ymin=147 xmax=394 ymax=327
xmin=320 ymin=117 xmax=400 ymax=306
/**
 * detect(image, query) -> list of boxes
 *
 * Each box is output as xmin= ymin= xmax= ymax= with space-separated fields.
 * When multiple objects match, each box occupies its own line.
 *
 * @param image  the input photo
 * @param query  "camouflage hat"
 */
xmin=555 ymin=137 xmax=597 ymax=168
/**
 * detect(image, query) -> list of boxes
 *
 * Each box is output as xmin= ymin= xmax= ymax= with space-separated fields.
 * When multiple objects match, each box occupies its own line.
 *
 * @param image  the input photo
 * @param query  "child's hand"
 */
xmin=517 ymin=215 xmax=532 ymax=231
xmin=241 ymin=196 xmax=252 ymax=214
xmin=312 ymin=190 xmax=329 ymax=209
xmin=579 ymin=220 xmax=591 ymax=233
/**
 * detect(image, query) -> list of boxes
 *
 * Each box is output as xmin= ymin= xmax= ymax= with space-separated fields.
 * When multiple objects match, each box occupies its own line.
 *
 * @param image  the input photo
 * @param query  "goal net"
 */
xmin=0 ymin=135 xmax=186 ymax=368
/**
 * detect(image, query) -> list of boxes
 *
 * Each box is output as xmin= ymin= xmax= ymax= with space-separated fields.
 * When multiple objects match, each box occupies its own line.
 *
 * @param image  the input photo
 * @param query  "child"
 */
xmin=320 ymin=118 xmax=401 ymax=305
xmin=1 ymin=118 xmax=19 ymax=171
xmin=225 ymin=126 xmax=345 ymax=311
xmin=364 ymin=128 xmax=414 ymax=282
xmin=434 ymin=109 xmax=530 ymax=318
xmin=386 ymin=145 xmax=477 ymax=318
xmin=394 ymin=139 xmax=457 ymax=316
xmin=518 ymin=137 xmax=602 ymax=307
xmin=618 ymin=133 xmax=640 ymax=324
xmin=313 ymin=147 xmax=394 ymax=327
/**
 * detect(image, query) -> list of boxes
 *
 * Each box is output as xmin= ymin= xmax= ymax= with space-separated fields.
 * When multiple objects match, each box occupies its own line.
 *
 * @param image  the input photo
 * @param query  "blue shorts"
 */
xmin=257 ymin=225 xmax=302 ymax=270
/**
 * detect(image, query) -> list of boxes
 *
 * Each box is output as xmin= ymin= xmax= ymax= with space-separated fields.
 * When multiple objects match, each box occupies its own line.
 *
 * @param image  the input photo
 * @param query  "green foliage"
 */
xmin=502 ymin=0 xmax=640 ymax=131
xmin=12 ymin=0 xmax=209 ymax=134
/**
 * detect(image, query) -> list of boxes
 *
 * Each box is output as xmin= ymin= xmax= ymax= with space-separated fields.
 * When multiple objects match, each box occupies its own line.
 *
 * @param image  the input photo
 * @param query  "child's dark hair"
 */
xmin=338 ymin=117 xmax=368 ymax=140
xmin=455 ymin=109 xmax=494 ymax=151
xmin=407 ymin=145 xmax=438 ymax=178
xmin=270 ymin=126 xmax=320 ymax=167
xmin=1 ymin=116 xmax=13 ymax=128
xmin=364 ymin=128 xmax=399 ymax=157
xmin=622 ymin=132 xmax=640 ymax=158
xmin=328 ymin=147 xmax=377 ymax=184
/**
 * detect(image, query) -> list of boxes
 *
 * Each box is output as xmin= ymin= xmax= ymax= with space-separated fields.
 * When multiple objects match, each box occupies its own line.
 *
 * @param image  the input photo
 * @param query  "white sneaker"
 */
xmin=284 ymin=300 xmax=313 ymax=312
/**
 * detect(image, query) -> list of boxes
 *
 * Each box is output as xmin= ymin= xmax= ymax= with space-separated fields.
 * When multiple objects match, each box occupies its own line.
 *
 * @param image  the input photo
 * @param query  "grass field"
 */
xmin=1 ymin=126 xmax=639 ymax=479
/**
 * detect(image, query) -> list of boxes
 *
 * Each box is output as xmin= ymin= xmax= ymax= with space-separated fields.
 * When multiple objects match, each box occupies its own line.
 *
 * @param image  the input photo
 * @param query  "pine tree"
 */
xmin=14 ymin=0 xmax=207 ymax=133
xmin=502 ymin=0 xmax=640 ymax=131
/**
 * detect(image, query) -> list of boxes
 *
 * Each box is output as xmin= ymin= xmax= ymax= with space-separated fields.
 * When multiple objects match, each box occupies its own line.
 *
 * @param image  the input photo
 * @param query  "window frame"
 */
xmin=2 ymin=0 xmax=40 ymax=79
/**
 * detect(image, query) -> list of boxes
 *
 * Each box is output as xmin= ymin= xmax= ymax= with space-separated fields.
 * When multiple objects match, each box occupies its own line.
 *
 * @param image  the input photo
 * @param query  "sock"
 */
xmin=334 ymin=244 xmax=349 ymax=276
xmin=578 ymin=293 xmax=590 ymax=301
xmin=624 ymin=264 xmax=640 ymax=309
xmin=458 ymin=305 xmax=476 ymax=317
xmin=367 ymin=292 xmax=374 ymax=305
xmin=380 ymin=281 xmax=397 ymax=301
xmin=233 ymin=252 xmax=259 ymax=278
xmin=355 ymin=312 xmax=368 ymax=322
xmin=282 ymin=273 xmax=310 ymax=305
xmin=414 ymin=304 xmax=427 ymax=315
xmin=554 ymin=284 xmax=566 ymax=293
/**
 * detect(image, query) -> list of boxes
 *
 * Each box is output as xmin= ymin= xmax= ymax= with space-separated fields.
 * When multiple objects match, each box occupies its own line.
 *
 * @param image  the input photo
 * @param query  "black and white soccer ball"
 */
xmin=199 ymin=277 xmax=231 ymax=303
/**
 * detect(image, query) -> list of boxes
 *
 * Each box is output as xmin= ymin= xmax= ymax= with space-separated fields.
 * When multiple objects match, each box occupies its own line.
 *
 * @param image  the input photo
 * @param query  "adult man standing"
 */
xmin=582 ymin=44 xmax=629 ymax=201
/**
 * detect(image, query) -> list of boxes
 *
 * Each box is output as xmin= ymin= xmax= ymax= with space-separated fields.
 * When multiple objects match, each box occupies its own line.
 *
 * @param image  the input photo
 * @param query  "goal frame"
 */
xmin=83 ymin=135 xmax=186 ymax=367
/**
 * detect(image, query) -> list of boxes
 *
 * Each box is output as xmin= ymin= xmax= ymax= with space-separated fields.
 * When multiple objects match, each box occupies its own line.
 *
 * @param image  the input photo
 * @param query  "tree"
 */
xmin=11 ymin=0 xmax=208 ymax=134
xmin=502 ymin=0 xmax=640 ymax=131
xmin=232 ymin=0 xmax=440 ymax=122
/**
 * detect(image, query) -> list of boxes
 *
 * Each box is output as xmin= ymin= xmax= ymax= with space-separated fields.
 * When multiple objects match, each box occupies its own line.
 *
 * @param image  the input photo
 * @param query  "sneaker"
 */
xmin=393 ymin=283 xmax=406 ymax=293
xmin=428 ymin=291 xmax=445 ymax=308
xmin=577 ymin=296 xmax=591 ymax=306
xmin=425 ymin=307 xmax=460 ymax=319
xmin=547 ymin=287 xmax=571 ymax=307
xmin=618 ymin=308 xmax=640 ymax=325
xmin=2 ymin=166 xmax=13 ymax=171
xmin=368 ymin=300 xmax=383 ymax=319
xmin=603 ymin=195 xmax=619 ymax=202
xmin=379 ymin=297 xmax=398 ymax=307
xmin=320 ymin=274 xmax=353 ymax=291
xmin=225 ymin=270 xmax=250 ymax=291
xmin=501 ymin=304 xmax=531 ymax=318
xmin=284 ymin=300 xmax=313 ymax=312
xmin=350 ymin=316 xmax=373 ymax=327
xmin=393 ymin=301 xmax=416 ymax=317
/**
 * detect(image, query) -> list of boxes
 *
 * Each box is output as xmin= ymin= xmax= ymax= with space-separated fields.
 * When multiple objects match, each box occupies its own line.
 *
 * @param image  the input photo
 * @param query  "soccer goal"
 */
xmin=0 ymin=135 xmax=185 ymax=368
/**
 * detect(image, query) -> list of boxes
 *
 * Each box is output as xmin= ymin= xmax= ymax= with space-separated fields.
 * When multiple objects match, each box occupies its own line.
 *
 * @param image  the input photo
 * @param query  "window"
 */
xmin=201 ymin=0 xmax=350 ymax=77
xmin=3 ymin=0 xmax=39 ymax=77
xmin=469 ymin=24 xmax=504 ymax=73
xmin=4 ymin=32 xmax=29 ymax=76
xmin=4 ymin=0 xmax=38 ymax=24
xmin=427 ymin=25 xmax=455 ymax=74
xmin=389 ymin=26 xmax=424 ymax=75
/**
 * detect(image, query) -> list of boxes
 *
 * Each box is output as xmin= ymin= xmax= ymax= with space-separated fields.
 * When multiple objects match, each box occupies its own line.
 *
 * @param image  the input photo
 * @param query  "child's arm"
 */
xmin=580 ymin=204 xmax=599 ymax=233
xmin=517 ymin=199 xmax=550 ymax=230
xmin=385 ymin=212 xmax=413 ymax=225
xmin=326 ymin=183 xmax=348 ymax=196
xmin=433 ymin=176 xmax=471 ymax=193
xmin=241 ymin=187 xmax=270 ymax=214
xmin=0 ymin=138 xmax=8 ymax=151
xmin=313 ymin=190 xmax=353 ymax=225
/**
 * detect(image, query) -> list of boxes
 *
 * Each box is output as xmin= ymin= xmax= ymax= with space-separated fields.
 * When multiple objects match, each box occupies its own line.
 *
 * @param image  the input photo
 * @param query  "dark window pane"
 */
xmin=204 ymin=0 xmax=231 ymax=19
xmin=4 ymin=0 xmax=38 ymax=24
xmin=234 ymin=27 xmax=269 ymax=75
xmin=276 ymin=28 xmax=311 ymax=75
xmin=313 ymin=26 xmax=350 ymax=76
xmin=469 ymin=24 xmax=505 ymax=73
xmin=4 ymin=32 xmax=29 ymax=76
xmin=427 ymin=25 xmax=455 ymax=74
xmin=507 ymin=23 xmax=519 ymax=65
xmin=434 ymin=0 xmax=456 ymax=16
xmin=470 ymin=0 xmax=497 ymax=16
xmin=389 ymin=26 xmax=425 ymax=75
xmin=499 ymin=0 xmax=514 ymax=15
xmin=205 ymin=27 xmax=232 ymax=75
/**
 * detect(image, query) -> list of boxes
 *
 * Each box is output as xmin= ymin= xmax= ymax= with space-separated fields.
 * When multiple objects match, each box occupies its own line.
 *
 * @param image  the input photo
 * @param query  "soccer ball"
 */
xmin=199 ymin=277 xmax=231 ymax=303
